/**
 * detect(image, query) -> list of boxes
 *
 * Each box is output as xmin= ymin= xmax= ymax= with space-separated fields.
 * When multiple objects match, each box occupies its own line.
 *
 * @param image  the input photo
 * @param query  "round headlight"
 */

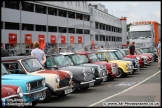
xmin=17 ymin=87 xmax=23 ymax=97
xmin=55 ymin=75 xmax=60 ymax=83
xmin=26 ymin=83 xmax=31 ymax=92
xmin=91 ymin=68 xmax=95 ymax=74
xmin=42 ymin=79 xmax=45 ymax=87
xmin=136 ymin=56 xmax=140 ymax=60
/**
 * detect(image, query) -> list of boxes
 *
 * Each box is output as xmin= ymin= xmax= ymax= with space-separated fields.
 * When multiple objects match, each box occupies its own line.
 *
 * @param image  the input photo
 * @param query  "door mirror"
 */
xmin=53 ymin=65 xmax=58 ymax=70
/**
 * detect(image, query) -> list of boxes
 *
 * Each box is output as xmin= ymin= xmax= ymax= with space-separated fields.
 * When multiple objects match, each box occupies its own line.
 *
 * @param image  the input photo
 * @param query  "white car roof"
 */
xmin=60 ymin=52 xmax=75 ymax=55
xmin=107 ymin=49 xmax=117 ymax=52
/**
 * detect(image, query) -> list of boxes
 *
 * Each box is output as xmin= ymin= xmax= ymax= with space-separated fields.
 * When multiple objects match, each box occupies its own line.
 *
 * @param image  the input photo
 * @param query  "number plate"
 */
xmin=32 ymin=92 xmax=42 ymax=99
xmin=103 ymin=77 xmax=107 ymax=82
xmin=65 ymin=88 xmax=72 ymax=94
xmin=89 ymin=82 xmax=94 ymax=87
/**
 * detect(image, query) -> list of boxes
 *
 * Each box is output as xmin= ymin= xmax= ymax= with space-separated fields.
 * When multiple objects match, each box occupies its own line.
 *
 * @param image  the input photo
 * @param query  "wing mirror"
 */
xmin=53 ymin=65 xmax=58 ymax=70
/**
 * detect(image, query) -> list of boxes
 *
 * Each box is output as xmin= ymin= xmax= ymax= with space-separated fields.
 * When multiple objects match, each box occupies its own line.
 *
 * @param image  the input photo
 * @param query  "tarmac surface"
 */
xmin=36 ymin=62 xmax=161 ymax=107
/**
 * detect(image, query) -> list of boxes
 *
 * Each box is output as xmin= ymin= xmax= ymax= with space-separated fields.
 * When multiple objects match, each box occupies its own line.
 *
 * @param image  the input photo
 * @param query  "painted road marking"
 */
xmin=88 ymin=70 xmax=160 ymax=107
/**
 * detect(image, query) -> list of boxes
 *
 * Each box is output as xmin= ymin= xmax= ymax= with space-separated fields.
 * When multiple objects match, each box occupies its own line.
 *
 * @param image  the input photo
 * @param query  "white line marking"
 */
xmin=88 ymin=71 xmax=161 ymax=107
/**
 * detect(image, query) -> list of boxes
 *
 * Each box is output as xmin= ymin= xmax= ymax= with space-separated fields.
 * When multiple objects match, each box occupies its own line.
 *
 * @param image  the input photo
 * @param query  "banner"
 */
xmin=61 ymin=36 xmax=66 ymax=44
xmin=38 ymin=35 xmax=45 ymax=50
xmin=70 ymin=36 xmax=74 ymax=44
xmin=50 ymin=35 xmax=56 ymax=43
xmin=78 ymin=36 xmax=82 ymax=43
xmin=25 ymin=34 xmax=32 ymax=44
xmin=8 ymin=33 xmax=17 ymax=44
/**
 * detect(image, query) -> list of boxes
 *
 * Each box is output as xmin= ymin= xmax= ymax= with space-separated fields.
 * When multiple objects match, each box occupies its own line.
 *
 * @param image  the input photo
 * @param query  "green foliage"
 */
xmin=127 ymin=23 xmax=131 ymax=32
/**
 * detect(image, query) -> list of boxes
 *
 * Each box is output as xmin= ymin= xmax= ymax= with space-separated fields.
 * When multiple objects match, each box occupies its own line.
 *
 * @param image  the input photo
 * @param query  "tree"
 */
xmin=127 ymin=23 xmax=131 ymax=32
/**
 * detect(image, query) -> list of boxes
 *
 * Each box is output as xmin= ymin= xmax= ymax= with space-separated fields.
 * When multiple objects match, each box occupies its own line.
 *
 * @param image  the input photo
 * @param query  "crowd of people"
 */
xmin=1 ymin=38 xmax=161 ymax=70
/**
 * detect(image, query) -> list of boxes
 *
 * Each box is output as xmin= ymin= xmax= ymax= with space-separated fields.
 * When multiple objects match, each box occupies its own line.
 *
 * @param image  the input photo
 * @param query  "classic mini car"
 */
xmin=60 ymin=52 xmax=108 ymax=85
xmin=45 ymin=54 xmax=95 ymax=93
xmin=76 ymin=51 xmax=117 ymax=80
xmin=121 ymin=49 xmax=149 ymax=67
xmin=141 ymin=47 xmax=158 ymax=62
xmin=1 ymin=85 xmax=23 ymax=104
xmin=136 ymin=48 xmax=154 ymax=62
xmin=108 ymin=50 xmax=140 ymax=72
xmin=1 ymin=63 xmax=47 ymax=106
xmin=135 ymin=48 xmax=152 ymax=65
xmin=92 ymin=50 xmax=134 ymax=78
xmin=1 ymin=56 xmax=73 ymax=103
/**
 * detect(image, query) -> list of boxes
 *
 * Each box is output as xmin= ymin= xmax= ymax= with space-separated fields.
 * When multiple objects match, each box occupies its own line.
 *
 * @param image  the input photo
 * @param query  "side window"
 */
xmin=65 ymin=56 xmax=72 ymax=64
xmin=96 ymin=54 xmax=101 ymax=59
xmin=3 ymin=62 xmax=25 ymax=74
xmin=46 ymin=57 xmax=53 ymax=67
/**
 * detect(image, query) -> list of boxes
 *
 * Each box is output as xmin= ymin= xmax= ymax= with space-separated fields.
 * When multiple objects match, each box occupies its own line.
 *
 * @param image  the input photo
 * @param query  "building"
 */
xmin=1 ymin=1 xmax=127 ymax=56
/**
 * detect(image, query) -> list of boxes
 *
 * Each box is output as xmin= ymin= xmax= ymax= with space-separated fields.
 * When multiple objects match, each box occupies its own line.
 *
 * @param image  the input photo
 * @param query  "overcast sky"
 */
xmin=88 ymin=1 xmax=161 ymax=24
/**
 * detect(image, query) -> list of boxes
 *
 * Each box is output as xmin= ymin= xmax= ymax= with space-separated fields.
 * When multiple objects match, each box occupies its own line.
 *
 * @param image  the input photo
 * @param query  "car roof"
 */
xmin=1 ymin=56 xmax=34 ymax=61
xmin=107 ymin=49 xmax=117 ymax=52
xmin=92 ymin=50 xmax=111 ymax=53
xmin=140 ymin=47 xmax=154 ymax=49
xmin=46 ymin=54 xmax=63 ymax=57
xmin=77 ymin=51 xmax=92 ymax=54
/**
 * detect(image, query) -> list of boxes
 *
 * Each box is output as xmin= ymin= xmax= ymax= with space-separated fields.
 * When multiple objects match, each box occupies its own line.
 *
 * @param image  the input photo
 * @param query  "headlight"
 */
xmin=69 ymin=71 xmax=73 ymax=79
xmin=136 ymin=56 xmax=140 ymax=60
xmin=26 ymin=83 xmax=31 ymax=92
xmin=91 ymin=68 xmax=95 ymax=74
xmin=17 ymin=87 xmax=23 ymax=97
xmin=55 ymin=75 xmax=60 ymax=83
xmin=42 ymin=79 xmax=45 ymax=87
xmin=97 ymin=66 xmax=101 ymax=74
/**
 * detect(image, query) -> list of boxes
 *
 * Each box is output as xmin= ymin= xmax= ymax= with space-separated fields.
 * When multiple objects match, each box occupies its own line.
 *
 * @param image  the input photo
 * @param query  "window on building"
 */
xmin=106 ymin=36 xmax=108 ymax=41
xmin=48 ymin=26 xmax=57 ymax=32
xmin=114 ymin=27 xmax=115 ymax=32
xmin=103 ymin=35 xmax=105 ymax=41
xmin=58 ymin=9 xmax=67 ymax=17
xmin=68 ymin=28 xmax=75 ymax=33
xmin=68 ymin=11 xmax=75 ymax=19
xmin=76 ymin=29 xmax=83 ymax=34
xmin=84 ymin=30 xmax=90 ymax=34
xmin=5 ymin=1 xmax=19 ymax=10
xmin=90 ymin=7 xmax=93 ymax=15
xmin=59 ymin=27 xmax=67 ymax=33
xmin=95 ymin=34 xmax=98 ymax=41
xmin=100 ymin=35 xmax=103 ymax=41
xmin=84 ymin=15 xmax=90 ymax=21
xmin=95 ymin=22 xmax=98 ymax=29
xmin=103 ymin=24 xmax=105 ymax=30
xmin=109 ymin=36 xmax=111 ymax=41
xmin=22 ymin=23 xmax=34 ymax=31
xmin=48 ymin=7 xmax=57 ymax=16
xmin=112 ymin=36 xmax=114 ymax=41
xmin=22 ymin=2 xmax=33 ymax=12
xmin=76 ymin=13 xmax=83 ymax=20
xmin=106 ymin=25 xmax=108 ymax=31
xmin=108 ymin=25 xmax=111 ymax=31
xmin=114 ymin=37 xmax=116 ymax=41
xmin=5 ymin=22 xmax=19 ymax=30
xmin=100 ymin=23 xmax=102 ymax=30
xmin=35 ymin=5 xmax=46 ymax=14
xmin=112 ymin=26 xmax=114 ymax=32
xmin=36 ymin=25 xmax=46 ymax=32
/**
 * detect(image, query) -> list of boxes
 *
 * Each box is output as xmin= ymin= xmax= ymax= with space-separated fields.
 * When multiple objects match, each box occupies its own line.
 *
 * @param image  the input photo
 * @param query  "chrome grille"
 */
xmin=30 ymin=80 xmax=43 ymax=90
xmin=84 ymin=72 xmax=94 ymax=81
xmin=59 ymin=78 xmax=70 ymax=88
xmin=112 ymin=66 xmax=117 ymax=74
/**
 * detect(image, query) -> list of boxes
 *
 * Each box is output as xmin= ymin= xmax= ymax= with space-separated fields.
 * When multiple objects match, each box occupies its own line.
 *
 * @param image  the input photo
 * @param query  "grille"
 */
xmin=30 ymin=80 xmax=43 ymax=90
xmin=84 ymin=72 xmax=94 ymax=81
xmin=99 ymin=70 xmax=103 ymax=77
xmin=59 ymin=78 xmax=70 ymax=88
xmin=112 ymin=66 xmax=117 ymax=74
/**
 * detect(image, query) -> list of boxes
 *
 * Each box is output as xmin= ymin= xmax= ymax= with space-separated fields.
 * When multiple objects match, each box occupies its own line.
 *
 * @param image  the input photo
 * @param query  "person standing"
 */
xmin=128 ymin=42 xmax=137 ymax=55
xmin=1 ymin=43 xmax=9 ymax=57
xmin=156 ymin=38 xmax=161 ymax=69
xmin=31 ymin=41 xmax=46 ymax=65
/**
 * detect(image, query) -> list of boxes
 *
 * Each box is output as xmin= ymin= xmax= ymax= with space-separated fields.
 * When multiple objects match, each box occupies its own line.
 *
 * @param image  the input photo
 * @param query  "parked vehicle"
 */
xmin=128 ymin=21 xmax=161 ymax=48
xmin=1 ymin=63 xmax=47 ymax=106
xmin=140 ymin=47 xmax=158 ymax=62
xmin=60 ymin=52 xmax=108 ymax=85
xmin=92 ymin=50 xmax=134 ymax=78
xmin=76 ymin=51 xmax=117 ymax=80
xmin=1 ymin=56 xmax=73 ymax=103
xmin=1 ymin=85 xmax=23 ymax=105
xmin=135 ymin=48 xmax=152 ymax=65
xmin=45 ymin=54 xmax=95 ymax=93
xmin=107 ymin=49 xmax=140 ymax=72
xmin=121 ymin=48 xmax=149 ymax=67
xmin=137 ymin=48 xmax=154 ymax=62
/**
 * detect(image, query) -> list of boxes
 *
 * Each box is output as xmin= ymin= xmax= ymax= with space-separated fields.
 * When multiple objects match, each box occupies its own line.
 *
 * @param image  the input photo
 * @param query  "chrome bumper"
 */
xmin=1 ymin=95 xmax=19 ymax=99
xmin=24 ymin=87 xmax=47 ymax=95
xmin=80 ymin=80 xmax=95 ymax=85
xmin=54 ymin=86 xmax=73 ymax=92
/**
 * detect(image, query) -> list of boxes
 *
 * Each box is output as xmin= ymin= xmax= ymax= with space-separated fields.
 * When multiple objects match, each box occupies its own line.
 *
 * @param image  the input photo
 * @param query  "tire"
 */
xmin=39 ymin=88 xmax=51 ymax=103
xmin=71 ymin=80 xmax=79 ymax=93
xmin=57 ymin=92 xmax=67 ymax=97
xmin=80 ymin=86 xmax=89 ymax=90
xmin=108 ymin=77 xmax=114 ymax=81
xmin=32 ymin=100 xmax=38 ymax=106
xmin=116 ymin=68 xmax=125 ymax=78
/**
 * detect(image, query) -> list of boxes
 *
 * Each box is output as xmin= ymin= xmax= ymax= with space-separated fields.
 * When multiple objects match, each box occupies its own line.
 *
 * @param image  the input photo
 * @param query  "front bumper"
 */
xmin=80 ymin=80 xmax=96 ymax=87
xmin=133 ymin=63 xmax=140 ymax=71
xmin=53 ymin=86 xmax=73 ymax=92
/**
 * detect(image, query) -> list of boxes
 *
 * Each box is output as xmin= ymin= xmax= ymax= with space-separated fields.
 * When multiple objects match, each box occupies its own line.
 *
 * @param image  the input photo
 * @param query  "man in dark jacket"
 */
xmin=128 ymin=42 xmax=137 ymax=55
xmin=1 ymin=43 xmax=9 ymax=57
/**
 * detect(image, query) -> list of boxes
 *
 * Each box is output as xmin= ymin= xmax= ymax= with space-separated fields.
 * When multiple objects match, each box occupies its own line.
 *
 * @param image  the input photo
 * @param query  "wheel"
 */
xmin=71 ymin=80 xmax=79 ymax=93
xmin=32 ymin=100 xmax=38 ymax=106
xmin=80 ymin=86 xmax=89 ymax=90
xmin=116 ymin=68 xmax=125 ymax=78
xmin=39 ymin=88 xmax=51 ymax=103
xmin=108 ymin=77 xmax=114 ymax=81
